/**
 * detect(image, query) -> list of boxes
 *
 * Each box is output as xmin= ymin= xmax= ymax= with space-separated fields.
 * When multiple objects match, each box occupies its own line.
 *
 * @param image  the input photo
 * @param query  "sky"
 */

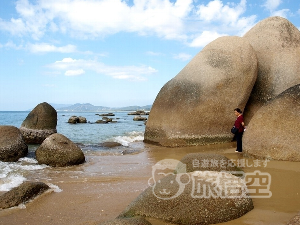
xmin=0 ymin=0 xmax=300 ymax=110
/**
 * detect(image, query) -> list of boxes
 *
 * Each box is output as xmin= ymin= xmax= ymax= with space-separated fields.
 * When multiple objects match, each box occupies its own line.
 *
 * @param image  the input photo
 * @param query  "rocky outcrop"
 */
xmin=0 ymin=182 xmax=49 ymax=209
xmin=180 ymin=153 xmax=242 ymax=174
xmin=20 ymin=102 xmax=57 ymax=144
xmin=100 ymin=216 xmax=151 ymax=225
xmin=78 ymin=116 xmax=87 ymax=123
xmin=35 ymin=133 xmax=85 ymax=167
xmin=133 ymin=116 xmax=147 ymax=121
xmin=95 ymin=117 xmax=117 ymax=124
xmin=100 ymin=142 xmax=122 ymax=148
xmin=68 ymin=116 xmax=79 ymax=124
xmin=68 ymin=116 xmax=87 ymax=124
xmin=119 ymin=171 xmax=253 ymax=225
xmin=128 ymin=110 xmax=149 ymax=115
xmin=243 ymin=16 xmax=300 ymax=123
xmin=99 ymin=113 xmax=115 ymax=116
xmin=243 ymin=84 xmax=300 ymax=161
xmin=144 ymin=36 xmax=257 ymax=147
xmin=0 ymin=126 xmax=28 ymax=162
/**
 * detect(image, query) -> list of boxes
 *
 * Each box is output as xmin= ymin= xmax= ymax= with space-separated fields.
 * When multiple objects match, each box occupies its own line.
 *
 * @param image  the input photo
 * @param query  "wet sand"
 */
xmin=0 ymin=142 xmax=299 ymax=225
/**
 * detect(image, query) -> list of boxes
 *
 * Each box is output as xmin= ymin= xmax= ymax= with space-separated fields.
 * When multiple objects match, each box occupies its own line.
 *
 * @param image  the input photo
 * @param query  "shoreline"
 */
xmin=0 ymin=142 xmax=299 ymax=225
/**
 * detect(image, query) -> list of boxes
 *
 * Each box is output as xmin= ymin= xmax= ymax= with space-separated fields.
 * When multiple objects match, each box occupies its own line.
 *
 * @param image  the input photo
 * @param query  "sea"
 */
xmin=0 ymin=111 xmax=147 ymax=192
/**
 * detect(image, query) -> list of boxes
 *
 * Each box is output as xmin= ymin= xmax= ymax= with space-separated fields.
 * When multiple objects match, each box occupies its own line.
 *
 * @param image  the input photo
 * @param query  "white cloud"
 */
xmin=28 ymin=43 xmax=77 ymax=53
xmin=263 ymin=0 xmax=281 ymax=12
xmin=262 ymin=0 xmax=289 ymax=18
xmin=173 ymin=53 xmax=192 ymax=61
xmin=0 ymin=0 xmax=192 ymax=41
xmin=65 ymin=69 xmax=85 ymax=76
xmin=0 ymin=0 xmax=257 ymax=47
xmin=271 ymin=9 xmax=289 ymax=18
xmin=1 ymin=41 xmax=24 ymax=50
xmin=0 ymin=41 xmax=77 ymax=53
xmin=189 ymin=31 xmax=227 ymax=48
xmin=48 ymin=58 xmax=157 ymax=81
xmin=197 ymin=0 xmax=247 ymax=26
xmin=193 ymin=0 xmax=256 ymax=38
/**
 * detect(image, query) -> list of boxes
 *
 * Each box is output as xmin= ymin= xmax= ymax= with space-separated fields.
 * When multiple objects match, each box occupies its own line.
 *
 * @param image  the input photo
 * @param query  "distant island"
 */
xmin=51 ymin=103 xmax=152 ymax=112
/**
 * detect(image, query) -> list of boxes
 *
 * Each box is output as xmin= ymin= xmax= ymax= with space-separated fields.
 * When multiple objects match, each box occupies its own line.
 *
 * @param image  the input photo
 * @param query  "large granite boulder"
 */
xmin=180 ymin=153 xmax=242 ymax=174
xmin=100 ymin=216 xmax=152 ymax=225
xmin=243 ymin=84 xmax=300 ymax=161
xmin=0 ymin=182 xmax=49 ymax=209
xmin=287 ymin=212 xmax=300 ymax=225
xmin=0 ymin=126 xmax=28 ymax=162
xmin=20 ymin=102 xmax=57 ymax=144
xmin=35 ymin=133 xmax=85 ymax=167
xmin=243 ymin=16 xmax=300 ymax=123
xmin=119 ymin=171 xmax=253 ymax=225
xmin=144 ymin=36 xmax=257 ymax=147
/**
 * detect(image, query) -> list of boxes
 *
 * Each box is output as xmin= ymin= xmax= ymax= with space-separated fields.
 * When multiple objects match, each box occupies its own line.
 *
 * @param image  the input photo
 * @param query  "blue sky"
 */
xmin=0 ymin=0 xmax=299 ymax=110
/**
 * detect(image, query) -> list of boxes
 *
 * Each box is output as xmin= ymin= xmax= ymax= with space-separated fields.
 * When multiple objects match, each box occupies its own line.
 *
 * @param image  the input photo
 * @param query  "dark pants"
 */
xmin=236 ymin=131 xmax=243 ymax=152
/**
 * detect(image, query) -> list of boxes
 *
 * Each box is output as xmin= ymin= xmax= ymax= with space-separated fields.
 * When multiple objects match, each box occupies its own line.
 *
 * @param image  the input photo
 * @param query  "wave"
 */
xmin=110 ymin=131 xmax=144 ymax=146
xmin=0 ymin=157 xmax=48 ymax=191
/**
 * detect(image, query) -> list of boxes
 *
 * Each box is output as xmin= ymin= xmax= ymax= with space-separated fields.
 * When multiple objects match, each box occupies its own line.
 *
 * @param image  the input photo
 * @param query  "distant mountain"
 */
xmin=56 ymin=103 xmax=152 ymax=112
xmin=118 ymin=105 xmax=152 ymax=111
xmin=49 ymin=103 xmax=73 ymax=110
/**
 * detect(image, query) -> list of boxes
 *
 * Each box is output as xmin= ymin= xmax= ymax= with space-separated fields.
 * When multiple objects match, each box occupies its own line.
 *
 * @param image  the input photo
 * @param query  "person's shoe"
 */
xmin=235 ymin=150 xmax=239 ymax=152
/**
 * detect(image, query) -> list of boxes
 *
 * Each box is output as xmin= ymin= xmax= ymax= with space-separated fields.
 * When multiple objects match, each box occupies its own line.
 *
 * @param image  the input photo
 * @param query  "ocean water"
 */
xmin=0 ymin=111 xmax=148 ymax=191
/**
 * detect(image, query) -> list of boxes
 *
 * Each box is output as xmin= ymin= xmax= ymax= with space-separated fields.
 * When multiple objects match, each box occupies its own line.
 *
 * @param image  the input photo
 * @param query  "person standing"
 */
xmin=234 ymin=108 xmax=244 ymax=152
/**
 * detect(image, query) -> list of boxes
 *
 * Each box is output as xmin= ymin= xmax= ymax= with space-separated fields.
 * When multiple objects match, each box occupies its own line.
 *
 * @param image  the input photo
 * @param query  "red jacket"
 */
xmin=234 ymin=115 xmax=244 ymax=133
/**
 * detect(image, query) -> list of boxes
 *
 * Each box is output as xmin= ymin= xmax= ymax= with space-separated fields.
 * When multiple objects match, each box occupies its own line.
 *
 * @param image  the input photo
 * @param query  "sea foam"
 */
xmin=112 ymin=131 xmax=144 ymax=146
xmin=0 ymin=158 xmax=48 ymax=191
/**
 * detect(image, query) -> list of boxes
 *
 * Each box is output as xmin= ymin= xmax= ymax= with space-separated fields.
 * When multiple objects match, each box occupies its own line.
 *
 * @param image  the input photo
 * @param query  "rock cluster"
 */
xmin=0 ymin=126 xmax=28 ymax=162
xmin=128 ymin=110 xmax=149 ymax=115
xmin=68 ymin=116 xmax=87 ymax=124
xmin=20 ymin=102 xmax=57 ymax=144
xmin=133 ymin=116 xmax=147 ymax=121
xmin=98 ymin=113 xmax=115 ymax=116
xmin=96 ymin=117 xmax=117 ymax=124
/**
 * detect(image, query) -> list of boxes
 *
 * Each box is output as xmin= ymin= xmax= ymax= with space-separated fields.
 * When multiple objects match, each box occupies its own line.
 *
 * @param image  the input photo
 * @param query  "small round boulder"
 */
xmin=0 ymin=126 xmax=28 ymax=162
xmin=36 ymin=133 xmax=85 ymax=167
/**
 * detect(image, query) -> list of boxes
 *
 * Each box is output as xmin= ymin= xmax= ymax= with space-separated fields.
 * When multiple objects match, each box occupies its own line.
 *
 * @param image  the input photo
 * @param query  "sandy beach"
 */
xmin=0 ymin=142 xmax=299 ymax=225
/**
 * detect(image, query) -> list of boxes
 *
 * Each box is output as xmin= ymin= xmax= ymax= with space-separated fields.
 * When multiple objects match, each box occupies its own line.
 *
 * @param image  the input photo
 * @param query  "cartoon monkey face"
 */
xmin=153 ymin=172 xmax=182 ymax=199
xmin=149 ymin=159 xmax=190 ymax=200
